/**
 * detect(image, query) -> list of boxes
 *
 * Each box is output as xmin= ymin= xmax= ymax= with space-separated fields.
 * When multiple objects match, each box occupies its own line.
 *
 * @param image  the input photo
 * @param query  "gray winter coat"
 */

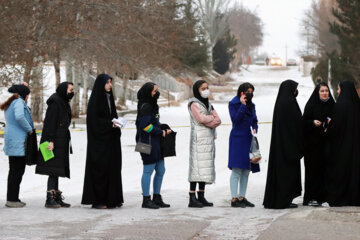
xmin=188 ymin=98 xmax=217 ymax=183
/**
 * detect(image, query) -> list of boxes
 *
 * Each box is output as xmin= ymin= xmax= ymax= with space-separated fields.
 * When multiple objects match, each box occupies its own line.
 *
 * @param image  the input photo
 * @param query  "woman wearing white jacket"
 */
xmin=188 ymin=80 xmax=221 ymax=208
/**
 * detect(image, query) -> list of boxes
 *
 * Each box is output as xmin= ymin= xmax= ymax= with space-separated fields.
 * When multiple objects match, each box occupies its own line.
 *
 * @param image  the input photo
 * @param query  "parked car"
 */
xmin=270 ymin=57 xmax=282 ymax=66
xmin=254 ymin=57 xmax=266 ymax=65
xmin=286 ymin=58 xmax=297 ymax=66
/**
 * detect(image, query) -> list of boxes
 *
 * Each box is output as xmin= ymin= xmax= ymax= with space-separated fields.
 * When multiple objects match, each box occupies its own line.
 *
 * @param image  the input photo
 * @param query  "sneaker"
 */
xmin=231 ymin=199 xmax=246 ymax=208
xmin=242 ymin=198 xmax=255 ymax=207
xmin=17 ymin=199 xmax=26 ymax=207
xmin=5 ymin=201 xmax=25 ymax=208
xmin=308 ymin=200 xmax=320 ymax=207
xmin=321 ymin=202 xmax=330 ymax=208
xmin=287 ymin=203 xmax=298 ymax=208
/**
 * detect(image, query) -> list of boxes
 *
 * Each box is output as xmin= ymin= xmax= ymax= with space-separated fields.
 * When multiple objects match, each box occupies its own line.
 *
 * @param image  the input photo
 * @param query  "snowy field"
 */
xmin=0 ymin=65 xmax=315 ymax=239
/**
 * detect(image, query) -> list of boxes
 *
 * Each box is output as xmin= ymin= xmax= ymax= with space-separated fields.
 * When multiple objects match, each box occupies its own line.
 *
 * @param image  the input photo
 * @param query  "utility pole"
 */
xmin=285 ymin=44 xmax=288 ymax=67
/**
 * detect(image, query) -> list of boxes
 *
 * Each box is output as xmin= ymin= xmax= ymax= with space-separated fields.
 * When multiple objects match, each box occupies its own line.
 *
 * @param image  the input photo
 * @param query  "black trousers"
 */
xmin=7 ymin=156 xmax=26 ymax=201
xmin=47 ymin=176 xmax=59 ymax=191
xmin=190 ymin=182 xmax=205 ymax=191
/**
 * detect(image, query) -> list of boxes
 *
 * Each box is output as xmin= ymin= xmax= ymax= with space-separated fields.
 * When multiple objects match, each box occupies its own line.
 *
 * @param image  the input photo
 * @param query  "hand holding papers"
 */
xmin=112 ymin=117 xmax=127 ymax=128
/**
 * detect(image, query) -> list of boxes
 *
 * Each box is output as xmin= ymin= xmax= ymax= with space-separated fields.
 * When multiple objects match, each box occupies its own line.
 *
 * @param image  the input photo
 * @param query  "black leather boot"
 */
xmin=45 ymin=190 xmax=61 ymax=208
xmin=188 ymin=192 xmax=203 ymax=208
xmin=197 ymin=191 xmax=213 ymax=207
xmin=55 ymin=190 xmax=71 ymax=208
xmin=142 ymin=196 xmax=160 ymax=209
xmin=153 ymin=194 xmax=170 ymax=208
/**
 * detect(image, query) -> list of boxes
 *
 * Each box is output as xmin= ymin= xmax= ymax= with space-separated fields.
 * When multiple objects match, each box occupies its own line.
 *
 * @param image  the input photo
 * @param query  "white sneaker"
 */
xmin=321 ymin=202 xmax=330 ymax=208
xmin=5 ymin=201 xmax=25 ymax=208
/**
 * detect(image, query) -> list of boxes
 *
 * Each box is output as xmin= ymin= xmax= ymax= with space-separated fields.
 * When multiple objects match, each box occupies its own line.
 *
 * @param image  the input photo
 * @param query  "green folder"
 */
xmin=39 ymin=141 xmax=54 ymax=162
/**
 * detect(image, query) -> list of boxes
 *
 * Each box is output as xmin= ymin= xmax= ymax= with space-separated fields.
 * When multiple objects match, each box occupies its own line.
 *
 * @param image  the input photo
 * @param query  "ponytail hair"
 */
xmin=0 ymin=94 xmax=19 ymax=111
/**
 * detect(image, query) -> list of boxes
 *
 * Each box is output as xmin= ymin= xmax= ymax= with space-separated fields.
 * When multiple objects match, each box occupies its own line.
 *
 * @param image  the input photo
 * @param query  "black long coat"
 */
xmin=81 ymin=74 xmax=124 ymax=207
xmin=263 ymin=80 xmax=304 ymax=209
xmin=36 ymin=83 xmax=72 ymax=178
xmin=302 ymin=84 xmax=335 ymax=205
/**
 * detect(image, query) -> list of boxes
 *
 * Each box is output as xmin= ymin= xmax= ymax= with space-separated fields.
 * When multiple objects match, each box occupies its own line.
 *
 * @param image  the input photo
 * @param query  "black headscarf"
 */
xmin=87 ymin=74 xmax=117 ymax=135
xmin=56 ymin=82 xmax=73 ymax=102
xmin=137 ymin=82 xmax=159 ymax=116
xmin=325 ymin=81 xmax=360 ymax=206
xmin=193 ymin=80 xmax=209 ymax=110
xmin=304 ymin=82 xmax=335 ymax=123
xmin=8 ymin=84 xmax=30 ymax=100
xmin=263 ymin=79 xmax=303 ymax=209
xmin=237 ymin=82 xmax=255 ymax=112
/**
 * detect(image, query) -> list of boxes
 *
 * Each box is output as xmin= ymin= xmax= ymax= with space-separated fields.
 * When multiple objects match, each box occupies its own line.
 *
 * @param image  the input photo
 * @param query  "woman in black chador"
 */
xmin=303 ymin=82 xmax=335 ymax=206
xmin=325 ymin=81 xmax=360 ymax=206
xmin=81 ymin=74 xmax=124 ymax=209
xmin=263 ymin=80 xmax=303 ymax=209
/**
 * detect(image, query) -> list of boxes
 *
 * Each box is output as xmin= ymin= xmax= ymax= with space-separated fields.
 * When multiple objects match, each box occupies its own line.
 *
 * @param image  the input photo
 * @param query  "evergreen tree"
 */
xmin=330 ymin=0 xmax=360 ymax=87
xmin=176 ymin=0 xmax=209 ymax=75
xmin=212 ymin=28 xmax=237 ymax=75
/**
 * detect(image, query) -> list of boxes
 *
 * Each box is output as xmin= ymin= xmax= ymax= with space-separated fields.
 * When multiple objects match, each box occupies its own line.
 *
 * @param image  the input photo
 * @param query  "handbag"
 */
xmin=135 ymin=133 xmax=152 ymax=155
xmin=249 ymin=128 xmax=262 ymax=164
xmin=25 ymin=129 xmax=38 ymax=166
xmin=160 ymin=124 xmax=176 ymax=158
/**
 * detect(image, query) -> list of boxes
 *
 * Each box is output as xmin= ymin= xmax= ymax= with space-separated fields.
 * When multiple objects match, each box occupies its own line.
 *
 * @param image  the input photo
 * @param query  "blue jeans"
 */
xmin=230 ymin=168 xmax=250 ymax=198
xmin=141 ymin=160 xmax=165 ymax=197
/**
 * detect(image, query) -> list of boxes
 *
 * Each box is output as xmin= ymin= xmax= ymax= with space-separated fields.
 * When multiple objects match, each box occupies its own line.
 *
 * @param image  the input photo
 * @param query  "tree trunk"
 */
xmin=118 ymin=75 xmax=128 ymax=107
xmin=66 ymin=61 xmax=73 ymax=83
xmin=54 ymin=53 xmax=61 ymax=88
xmin=23 ymin=58 xmax=34 ymax=84
xmin=81 ymin=64 xmax=89 ymax=114
xmin=71 ymin=65 xmax=80 ymax=118
xmin=30 ymin=64 xmax=43 ymax=122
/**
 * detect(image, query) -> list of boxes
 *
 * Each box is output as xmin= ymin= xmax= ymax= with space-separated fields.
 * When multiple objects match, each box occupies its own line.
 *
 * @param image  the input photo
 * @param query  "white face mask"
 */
xmin=200 ymin=89 xmax=210 ymax=98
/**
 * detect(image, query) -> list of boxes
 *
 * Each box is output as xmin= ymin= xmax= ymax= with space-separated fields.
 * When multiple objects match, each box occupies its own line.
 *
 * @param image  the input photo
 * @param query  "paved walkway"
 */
xmin=257 ymin=207 xmax=360 ymax=240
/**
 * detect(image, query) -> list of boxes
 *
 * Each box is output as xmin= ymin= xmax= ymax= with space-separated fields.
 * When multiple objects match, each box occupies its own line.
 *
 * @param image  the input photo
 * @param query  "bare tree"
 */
xmin=195 ymin=0 xmax=231 ymax=62
xmin=1 ymin=0 xmax=207 ymax=119
xmin=227 ymin=4 xmax=263 ymax=71
xmin=300 ymin=0 xmax=339 ymax=56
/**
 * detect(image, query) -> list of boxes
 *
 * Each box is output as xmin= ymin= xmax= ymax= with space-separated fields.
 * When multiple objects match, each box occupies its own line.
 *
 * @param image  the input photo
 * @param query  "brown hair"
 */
xmin=0 ymin=94 xmax=19 ymax=111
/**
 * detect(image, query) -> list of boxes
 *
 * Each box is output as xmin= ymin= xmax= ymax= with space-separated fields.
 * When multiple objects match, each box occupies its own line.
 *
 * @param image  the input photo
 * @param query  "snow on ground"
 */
xmin=0 ymin=65 xmax=315 ymax=239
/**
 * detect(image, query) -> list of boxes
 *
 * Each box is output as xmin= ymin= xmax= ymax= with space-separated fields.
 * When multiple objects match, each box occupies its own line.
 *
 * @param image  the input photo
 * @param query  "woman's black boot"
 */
xmin=45 ymin=190 xmax=61 ymax=208
xmin=197 ymin=191 xmax=213 ymax=207
xmin=188 ymin=192 xmax=203 ymax=208
xmin=55 ymin=190 xmax=71 ymax=208
xmin=142 ymin=196 xmax=160 ymax=209
xmin=153 ymin=194 xmax=170 ymax=208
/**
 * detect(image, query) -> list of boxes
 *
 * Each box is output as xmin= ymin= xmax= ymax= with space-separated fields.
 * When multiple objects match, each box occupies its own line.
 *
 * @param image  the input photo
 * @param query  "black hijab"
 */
xmin=325 ymin=81 xmax=360 ymax=206
xmin=53 ymin=82 xmax=73 ymax=116
xmin=304 ymin=82 xmax=335 ymax=121
xmin=193 ymin=80 xmax=209 ymax=110
xmin=137 ymin=82 xmax=159 ymax=116
xmin=87 ymin=74 xmax=117 ymax=134
xmin=8 ymin=84 xmax=30 ymax=100
xmin=56 ymin=82 xmax=73 ymax=102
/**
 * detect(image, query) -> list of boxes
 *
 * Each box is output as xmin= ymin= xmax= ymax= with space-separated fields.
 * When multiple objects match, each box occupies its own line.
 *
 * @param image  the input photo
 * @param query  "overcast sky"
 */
xmin=237 ymin=0 xmax=313 ymax=60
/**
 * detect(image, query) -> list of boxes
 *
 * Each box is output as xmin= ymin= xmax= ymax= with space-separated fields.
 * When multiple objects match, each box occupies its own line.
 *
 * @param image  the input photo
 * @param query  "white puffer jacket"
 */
xmin=188 ymin=98 xmax=216 ymax=183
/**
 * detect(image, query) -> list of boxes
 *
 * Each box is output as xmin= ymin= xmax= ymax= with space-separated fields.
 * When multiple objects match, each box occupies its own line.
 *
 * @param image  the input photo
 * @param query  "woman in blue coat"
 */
xmin=228 ymin=82 xmax=259 ymax=208
xmin=0 ymin=84 xmax=33 ymax=208
xmin=136 ymin=82 xmax=171 ymax=209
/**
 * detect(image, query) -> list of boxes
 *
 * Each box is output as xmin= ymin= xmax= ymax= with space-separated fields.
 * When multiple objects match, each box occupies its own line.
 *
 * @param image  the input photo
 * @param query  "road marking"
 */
xmin=0 ymin=122 xmax=272 ymax=134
